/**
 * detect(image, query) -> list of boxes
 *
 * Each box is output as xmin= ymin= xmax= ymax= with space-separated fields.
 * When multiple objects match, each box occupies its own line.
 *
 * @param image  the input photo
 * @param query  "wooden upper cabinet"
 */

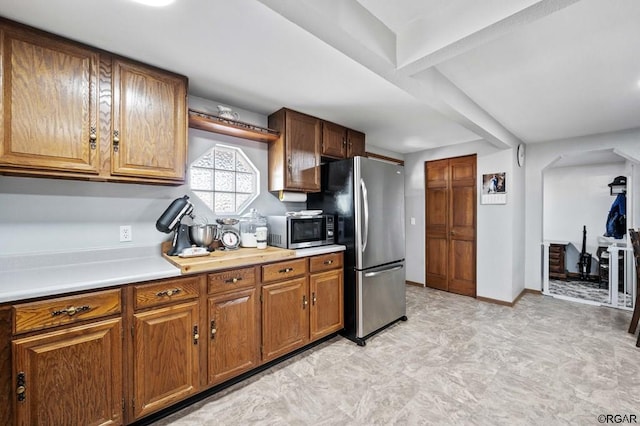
xmin=268 ymin=108 xmax=321 ymax=192
xmin=0 ymin=19 xmax=188 ymax=184
xmin=321 ymin=121 xmax=347 ymax=159
xmin=12 ymin=318 xmax=123 ymax=426
xmin=0 ymin=23 xmax=100 ymax=174
xmin=110 ymin=58 xmax=187 ymax=181
xmin=321 ymin=122 xmax=366 ymax=160
xmin=347 ymin=129 xmax=365 ymax=158
xmin=268 ymin=108 xmax=366 ymax=192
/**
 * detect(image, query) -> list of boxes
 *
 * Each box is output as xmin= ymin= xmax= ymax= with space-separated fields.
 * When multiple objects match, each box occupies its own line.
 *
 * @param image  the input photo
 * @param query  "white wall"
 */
xmin=403 ymin=139 xmax=522 ymax=303
xmin=0 ymin=97 xmax=301 ymax=256
xmin=543 ymin=162 xmax=626 ymax=274
xmin=524 ymin=128 xmax=640 ymax=290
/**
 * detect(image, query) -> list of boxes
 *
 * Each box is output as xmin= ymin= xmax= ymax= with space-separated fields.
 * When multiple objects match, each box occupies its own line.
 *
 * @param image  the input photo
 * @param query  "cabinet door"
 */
xmin=12 ymin=318 xmax=122 ymax=426
xmin=285 ymin=110 xmax=320 ymax=191
xmin=111 ymin=58 xmax=187 ymax=181
xmin=208 ymin=288 xmax=259 ymax=385
xmin=0 ymin=24 xmax=100 ymax=174
xmin=310 ymin=269 xmax=344 ymax=341
xmin=347 ymin=129 xmax=365 ymax=158
xmin=261 ymin=277 xmax=309 ymax=362
xmin=132 ymin=301 xmax=199 ymax=420
xmin=321 ymin=121 xmax=346 ymax=159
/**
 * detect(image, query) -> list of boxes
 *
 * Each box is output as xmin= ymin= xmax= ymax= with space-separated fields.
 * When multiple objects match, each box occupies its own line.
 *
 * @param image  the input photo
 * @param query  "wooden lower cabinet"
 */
xmin=2 ymin=251 xmax=345 ymax=425
xmin=12 ymin=318 xmax=123 ymax=426
xmin=549 ymin=243 xmax=567 ymax=280
xmin=208 ymin=288 xmax=260 ymax=385
xmin=131 ymin=301 xmax=200 ymax=420
xmin=261 ymin=253 xmax=344 ymax=363
xmin=310 ymin=269 xmax=344 ymax=341
xmin=261 ymin=277 xmax=309 ymax=362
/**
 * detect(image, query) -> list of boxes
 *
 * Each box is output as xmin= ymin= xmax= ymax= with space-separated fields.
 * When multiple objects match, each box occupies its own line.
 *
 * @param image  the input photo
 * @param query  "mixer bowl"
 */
xmin=189 ymin=224 xmax=219 ymax=247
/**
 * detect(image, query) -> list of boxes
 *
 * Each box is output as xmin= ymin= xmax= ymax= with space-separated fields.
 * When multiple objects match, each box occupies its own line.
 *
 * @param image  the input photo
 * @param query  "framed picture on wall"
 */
xmin=481 ymin=172 xmax=507 ymax=204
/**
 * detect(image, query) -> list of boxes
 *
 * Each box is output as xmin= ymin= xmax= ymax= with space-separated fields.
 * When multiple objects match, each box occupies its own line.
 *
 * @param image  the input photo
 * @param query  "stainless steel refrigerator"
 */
xmin=307 ymin=156 xmax=406 ymax=346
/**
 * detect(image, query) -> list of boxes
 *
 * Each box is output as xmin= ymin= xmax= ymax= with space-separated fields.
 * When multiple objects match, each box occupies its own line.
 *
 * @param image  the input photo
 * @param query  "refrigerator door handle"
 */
xmin=364 ymin=264 xmax=404 ymax=278
xmin=361 ymin=178 xmax=369 ymax=252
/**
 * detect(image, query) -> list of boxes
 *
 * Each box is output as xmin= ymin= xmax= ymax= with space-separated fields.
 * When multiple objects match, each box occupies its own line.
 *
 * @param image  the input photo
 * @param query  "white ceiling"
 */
xmin=1 ymin=0 xmax=639 ymax=154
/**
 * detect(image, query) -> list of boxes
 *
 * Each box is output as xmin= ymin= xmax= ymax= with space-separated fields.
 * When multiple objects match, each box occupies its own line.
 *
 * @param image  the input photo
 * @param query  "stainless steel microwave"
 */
xmin=266 ymin=215 xmax=334 ymax=249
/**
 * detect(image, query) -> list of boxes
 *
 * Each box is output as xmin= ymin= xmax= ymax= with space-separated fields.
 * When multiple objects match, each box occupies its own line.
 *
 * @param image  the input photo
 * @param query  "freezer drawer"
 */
xmin=356 ymin=261 xmax=406 ymax=338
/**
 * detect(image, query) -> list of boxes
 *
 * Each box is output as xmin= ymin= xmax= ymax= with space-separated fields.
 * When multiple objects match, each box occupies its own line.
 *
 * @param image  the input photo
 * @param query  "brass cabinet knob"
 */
xmin=89 ymin=126 xmax=97 ymax=149
xmin=156 ymin=288 xmax=181 ymax=297
xmin=51 ymin=305 xmax=90 ymax=317
xmin=210 ymin=320 xmax=217 ymax=339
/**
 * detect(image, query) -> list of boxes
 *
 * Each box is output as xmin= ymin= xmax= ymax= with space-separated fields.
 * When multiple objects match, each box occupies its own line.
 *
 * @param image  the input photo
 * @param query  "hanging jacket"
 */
xmin=605 ymin=193 xmax=626 ymax=239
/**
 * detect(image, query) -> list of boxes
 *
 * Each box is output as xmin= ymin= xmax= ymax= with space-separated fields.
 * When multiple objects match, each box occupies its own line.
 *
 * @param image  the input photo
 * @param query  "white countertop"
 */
xmin=0 ymin=244 xmax=346 ymax=304
xmin=0 ymin=245 xmax=181 ymax=303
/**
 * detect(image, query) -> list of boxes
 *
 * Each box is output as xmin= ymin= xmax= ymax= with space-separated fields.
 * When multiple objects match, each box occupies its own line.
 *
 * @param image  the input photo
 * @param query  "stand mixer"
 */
xmin=156 ymin=195 xmax=195 ymax=256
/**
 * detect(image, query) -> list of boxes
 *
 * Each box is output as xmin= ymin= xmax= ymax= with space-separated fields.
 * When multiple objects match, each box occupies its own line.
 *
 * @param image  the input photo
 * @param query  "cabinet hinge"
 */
xmin=122 ymin=398 xmax=125 ymax=413
xmin=131 ymin=325 xmax=134 ymax=338
xmin=259 ymin=294 xmax=263 ymax=303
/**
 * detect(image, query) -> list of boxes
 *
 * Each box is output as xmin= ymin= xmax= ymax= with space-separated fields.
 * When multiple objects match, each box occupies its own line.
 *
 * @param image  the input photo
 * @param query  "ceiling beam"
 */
xmin=396 ymin=0 xmax=583 ymax=76
xmin=257 ymin=0 xmax=520 ymax=149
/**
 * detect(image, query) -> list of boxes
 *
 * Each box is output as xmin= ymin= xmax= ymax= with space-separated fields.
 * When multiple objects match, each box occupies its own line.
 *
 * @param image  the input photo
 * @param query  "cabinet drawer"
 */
xmin=309 ymin=252 xmax=343 ymax=273
xmin=13 ymin=289 xmax=121 ymax=334
xmin=262 ymin=258 xmax=307 ymax=283
xmin=134 ymin=276 xmax=200 ymax=310
xmin=208 ymin=267 xmax=256 ymax=294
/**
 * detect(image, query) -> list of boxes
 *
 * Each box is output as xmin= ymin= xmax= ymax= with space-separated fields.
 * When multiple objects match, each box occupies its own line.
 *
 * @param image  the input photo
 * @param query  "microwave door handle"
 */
xmin=360 ymin=178 xmax=369 ymax=253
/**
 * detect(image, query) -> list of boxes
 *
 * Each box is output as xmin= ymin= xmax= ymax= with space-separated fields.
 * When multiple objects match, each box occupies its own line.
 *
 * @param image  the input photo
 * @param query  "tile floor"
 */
xmin=549 ymin=279 xmax=634 ymax=308
xmin=153 ymin=286 xmax=639 ymax=426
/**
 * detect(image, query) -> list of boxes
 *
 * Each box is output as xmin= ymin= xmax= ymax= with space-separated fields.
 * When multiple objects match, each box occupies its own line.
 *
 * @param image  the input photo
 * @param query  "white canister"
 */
xmin=256 ymin=226 xmax=268 ymax=249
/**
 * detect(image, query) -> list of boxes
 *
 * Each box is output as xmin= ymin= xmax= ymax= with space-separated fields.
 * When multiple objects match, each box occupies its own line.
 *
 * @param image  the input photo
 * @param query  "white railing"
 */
xmin=541 ymin=240 xmax=636 ymax=311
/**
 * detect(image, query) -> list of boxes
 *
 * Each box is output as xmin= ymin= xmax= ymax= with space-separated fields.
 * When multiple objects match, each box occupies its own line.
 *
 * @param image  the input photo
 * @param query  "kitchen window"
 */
xmin=189 ymin=144 xmax=259 ymax=214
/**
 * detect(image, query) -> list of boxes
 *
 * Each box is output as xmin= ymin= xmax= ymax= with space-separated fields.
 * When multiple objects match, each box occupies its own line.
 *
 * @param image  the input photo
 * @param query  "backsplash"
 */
xmin=0 ymin=123 xmax=304 ymax=256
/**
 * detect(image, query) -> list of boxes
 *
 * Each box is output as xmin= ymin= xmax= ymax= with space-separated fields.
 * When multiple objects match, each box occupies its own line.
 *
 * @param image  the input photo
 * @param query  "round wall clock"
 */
xmin=517 ymin=143 xmax=526 ymax=167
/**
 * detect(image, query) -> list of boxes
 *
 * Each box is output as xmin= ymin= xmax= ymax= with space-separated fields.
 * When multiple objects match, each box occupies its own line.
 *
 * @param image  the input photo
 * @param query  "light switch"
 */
xmin=410 ymin=217 xmax=416 ymax=225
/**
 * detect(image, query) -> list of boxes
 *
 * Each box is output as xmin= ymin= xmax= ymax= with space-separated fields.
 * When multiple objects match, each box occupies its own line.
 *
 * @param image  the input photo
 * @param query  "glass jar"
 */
xmin=239 ymin=208 xmax=267 ymax=248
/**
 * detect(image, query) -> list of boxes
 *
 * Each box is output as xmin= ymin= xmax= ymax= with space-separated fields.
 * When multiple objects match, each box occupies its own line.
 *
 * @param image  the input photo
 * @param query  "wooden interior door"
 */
xmin=425 ymin=155 xmax=476 ymax=297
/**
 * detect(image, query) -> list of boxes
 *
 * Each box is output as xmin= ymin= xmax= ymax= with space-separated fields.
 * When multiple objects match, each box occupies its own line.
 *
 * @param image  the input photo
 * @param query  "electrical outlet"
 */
xmin=410 ymin=217 xmax=416 ymax=225
xmin=120 ymin=225 xmax=132 ymax=242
